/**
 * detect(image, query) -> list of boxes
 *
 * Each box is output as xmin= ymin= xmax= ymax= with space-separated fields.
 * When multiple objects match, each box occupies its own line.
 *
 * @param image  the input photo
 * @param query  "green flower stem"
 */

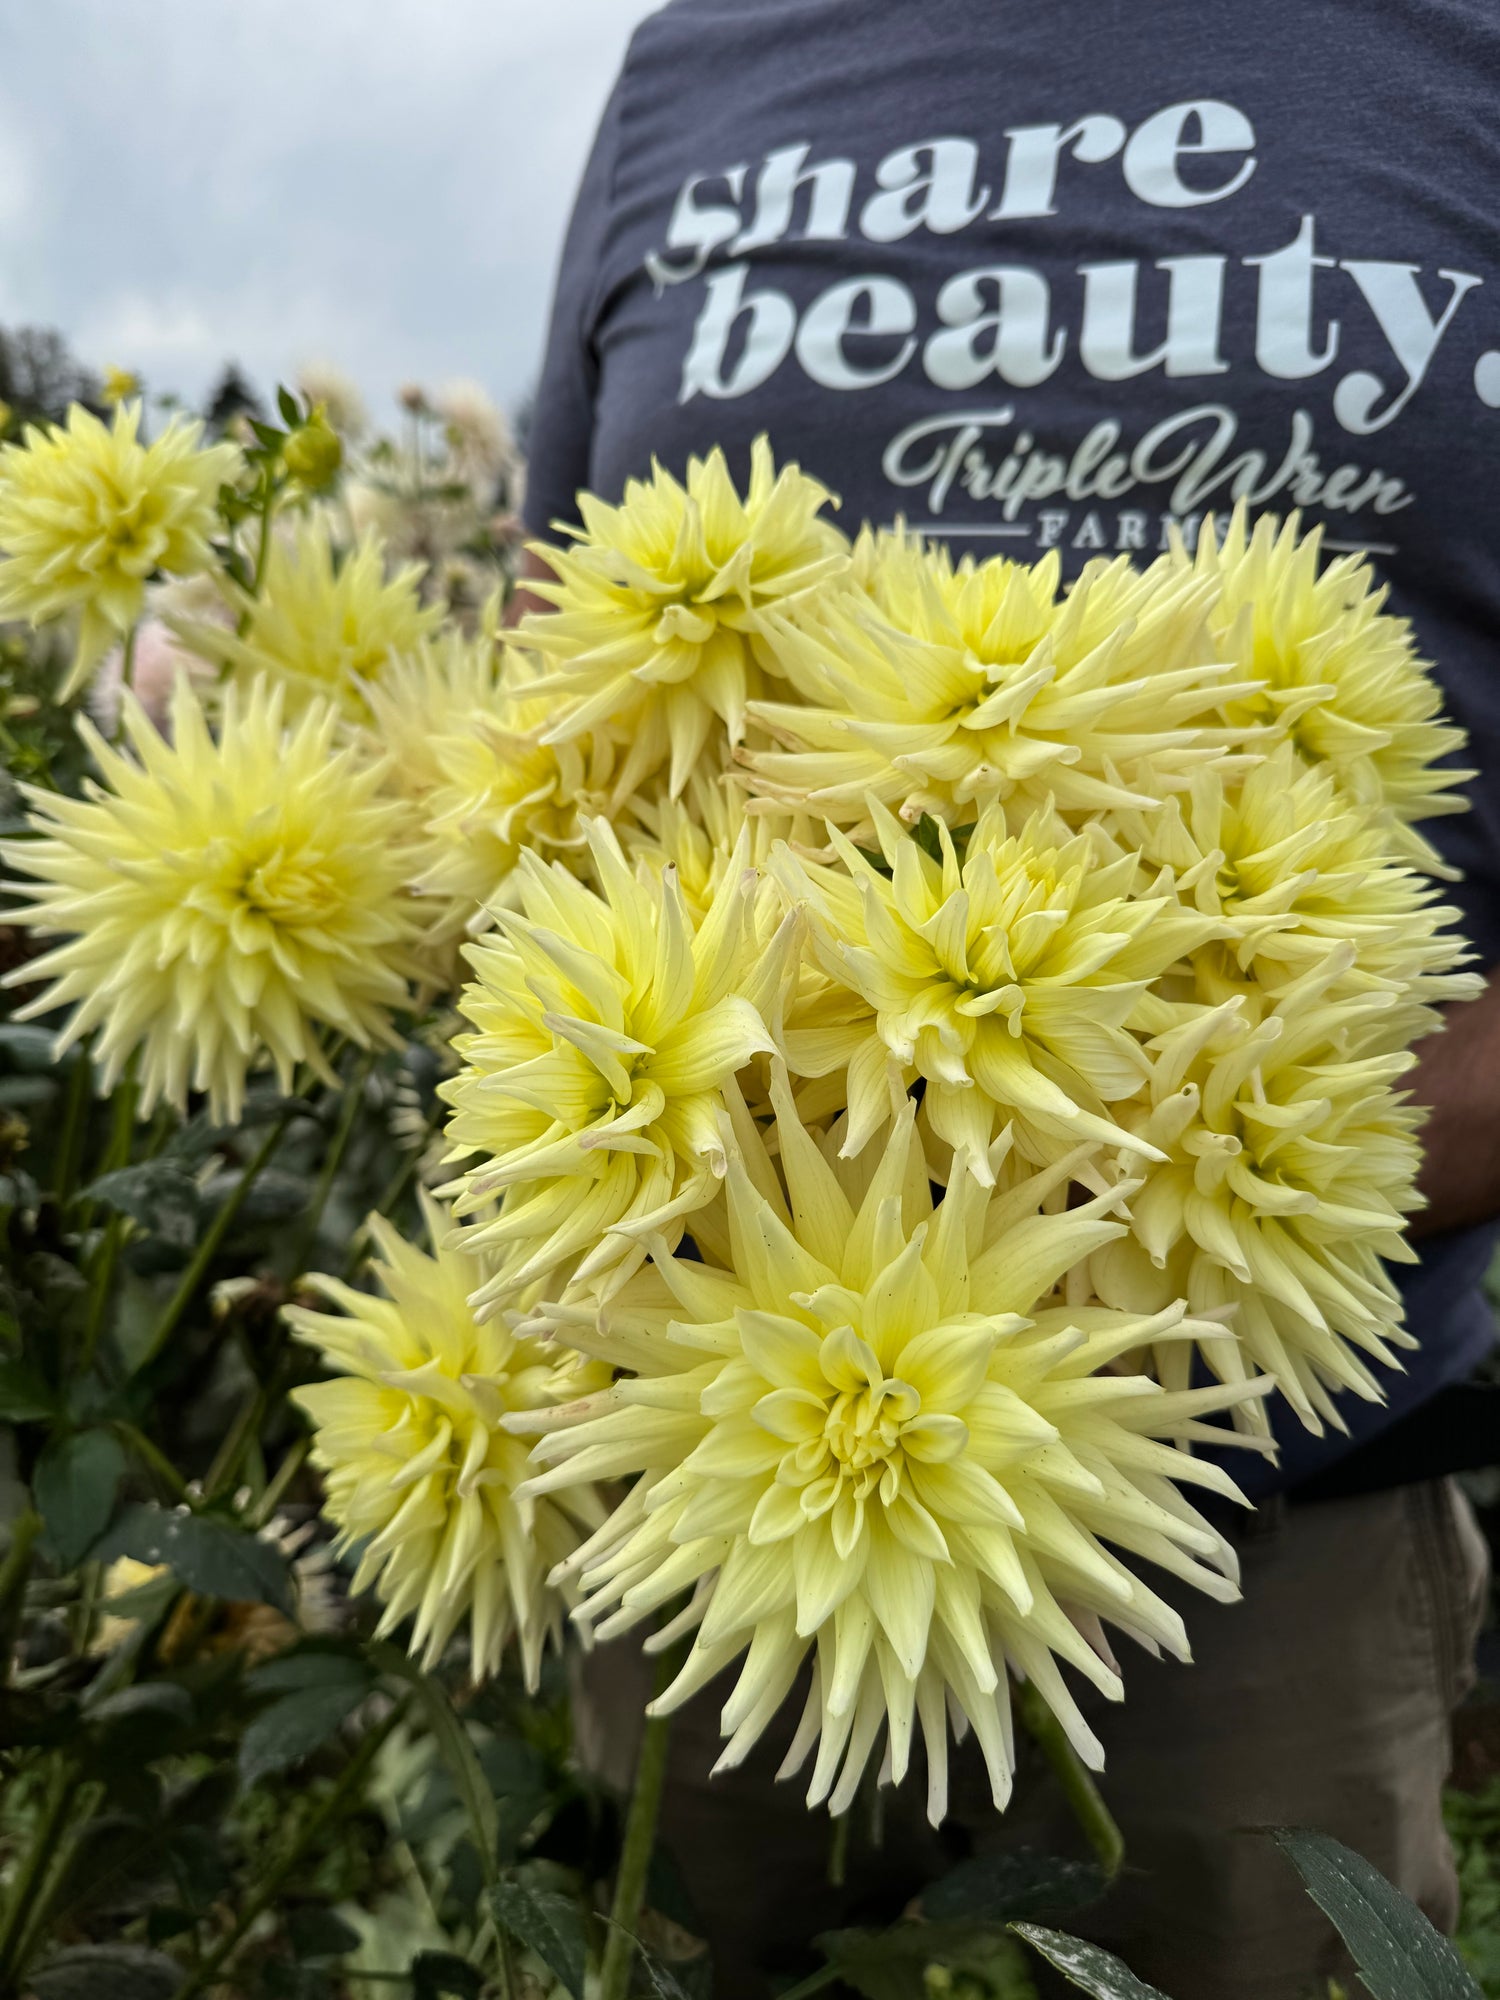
xmin=70 ymin=1558 xmax=102 ymax=1655
xmin=77 ymin=1066 xmax=140 ymax=1370
xmin=248 ymin=476 xmax=280 ymax=599
xmin=171 ymin=1695 xmax=410 ymax=2000
xmin=119 ymin=622 xmax=138 ymax=695
xmin=494 ymin=1926 xmax=518 ymax=2000
xmin=75 ymin=1058 xmax=136 ymax=1232
xmin=203 ymin=1355 xmax=283 ymax=1505
xmin=827 ymin=1809 xmax=850 ymax=1888
xmin=598 ymin=1685 xmax=675 ymax=2000
xmin=248 ymin=1435 xmax=308 ymax=1528
xmin=0 ymin=1508 xmax=41 ymax=1686
xmin=91 ymin=1062 xmax=137 ymax=1180
xmin=0 ymin=1755 xmax=78 ymax=1986
xmin=80 ymin=1216 xmax=125 ymax=1373
xmin=134 ymin=1103 xmax=295 ymax=1376
xmin=9 ymin=1776 xmax=101 ymax=1980
xmin=1014 ymin=1676 xmax=1125 ymax=1880
xmin=110 ymin=1419 xmax=191 ymax=1503
xmin=52 ymin=1053 xmax=91 ymax=1208
xmin=292 ymin=1047 xmax=375 ymax=1276
xmin=340 ymin=1096 xmax=445 ymax=1280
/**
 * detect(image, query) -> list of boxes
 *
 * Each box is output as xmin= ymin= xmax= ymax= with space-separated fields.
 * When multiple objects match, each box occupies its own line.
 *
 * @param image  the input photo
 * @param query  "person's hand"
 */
xmin=1411 ymin=966 xmax=1500 ymax=1235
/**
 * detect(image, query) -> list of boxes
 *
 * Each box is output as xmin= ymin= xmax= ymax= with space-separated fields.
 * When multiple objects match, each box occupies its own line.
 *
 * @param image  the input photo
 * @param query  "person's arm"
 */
xmin=505 ymin=545 xmax=555 ymax=628
xmin=1410 ymin=967 xmax=1500 ymax=1235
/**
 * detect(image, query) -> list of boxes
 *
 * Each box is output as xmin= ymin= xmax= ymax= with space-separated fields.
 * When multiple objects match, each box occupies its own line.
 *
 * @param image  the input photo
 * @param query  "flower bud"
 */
xmin=101 ymin=366 xmax=141 ymax=407
xmin=282 ymin=405 xmax=343 ymax=492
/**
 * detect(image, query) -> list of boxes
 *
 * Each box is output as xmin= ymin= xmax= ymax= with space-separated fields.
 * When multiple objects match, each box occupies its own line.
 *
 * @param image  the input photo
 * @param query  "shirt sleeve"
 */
xmin=521 ymin=69 xmax=628 ymax=543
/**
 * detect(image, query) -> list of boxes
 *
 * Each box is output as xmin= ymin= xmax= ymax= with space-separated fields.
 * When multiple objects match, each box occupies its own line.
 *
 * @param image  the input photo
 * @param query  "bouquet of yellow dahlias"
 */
xmin=456 ymin=453 xmax=1478 ymax=1831
xmin=0 ymin=389 xmax=1479 ymax=1994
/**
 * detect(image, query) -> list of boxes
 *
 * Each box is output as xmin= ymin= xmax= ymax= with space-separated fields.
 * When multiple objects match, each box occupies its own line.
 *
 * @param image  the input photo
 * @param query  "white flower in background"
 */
xmin=297 ymin=361 xmax=369 ymax=442
xmin=434 ymin=379 xmax=516 ymax=493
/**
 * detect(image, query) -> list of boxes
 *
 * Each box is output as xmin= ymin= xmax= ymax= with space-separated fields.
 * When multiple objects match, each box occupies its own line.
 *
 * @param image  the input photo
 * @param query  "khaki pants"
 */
xmin=576 ymin=1479 xmax=1490 ymax=2000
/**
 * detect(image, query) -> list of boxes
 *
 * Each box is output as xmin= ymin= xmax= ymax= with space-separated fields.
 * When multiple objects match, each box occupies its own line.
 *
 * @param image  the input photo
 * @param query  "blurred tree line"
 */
xmin=0 ymin=324 xmax=263 ymax=435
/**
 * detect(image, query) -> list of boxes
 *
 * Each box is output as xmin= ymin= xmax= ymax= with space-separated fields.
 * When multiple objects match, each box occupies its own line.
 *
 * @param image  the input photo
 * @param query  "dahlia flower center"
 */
xmin=1184 ymin=1092 xmax=1320 ymax=1216
xmin=791 ymin=1371 xmax=924 ymax=1514
xmin=1212 ymin=854 xmax=1247 ymax=907
xmin=952 ymin=970 xmax=1026 ymax=1028
xmin=823 ymin=1374 xmax=920 ymax=1476
xmin=239 ymin=847 xmax=343 ymax=928
xmin=344 ymin=632 xmax=391 ymax=679
xmin=753 ymin=1323 xmax=970 ymax=1525
xmin=571 ymin=1041 xmax=650 ymax=1125
xmin=942 ymin=652 xmax=1031 ymax=724
xmin=381 ymin=1365 xmax=511 ymax=1495
xmin=100 ymin=495 xmax=158 ymax=566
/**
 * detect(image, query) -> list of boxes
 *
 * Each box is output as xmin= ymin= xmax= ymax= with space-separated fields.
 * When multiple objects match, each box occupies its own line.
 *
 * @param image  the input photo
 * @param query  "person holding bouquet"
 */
xmin=512 ymin=4 xmax=1500 ymax=1994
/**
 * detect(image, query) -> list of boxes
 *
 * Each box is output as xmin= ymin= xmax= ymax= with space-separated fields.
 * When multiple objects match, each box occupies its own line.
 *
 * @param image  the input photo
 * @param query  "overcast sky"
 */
xmin=0 ymin=0 xmax=656 ymax=425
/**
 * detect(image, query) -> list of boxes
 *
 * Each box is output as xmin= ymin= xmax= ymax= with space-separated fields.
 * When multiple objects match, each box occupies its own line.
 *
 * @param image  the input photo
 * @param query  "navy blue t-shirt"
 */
xmin=524 ymin=0 xmax=1500 ymax=1494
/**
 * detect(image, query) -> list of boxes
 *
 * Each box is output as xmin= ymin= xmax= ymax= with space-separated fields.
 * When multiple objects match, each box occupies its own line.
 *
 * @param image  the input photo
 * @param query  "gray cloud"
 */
xmin=0 ymin=0 xmax=656 ymax=422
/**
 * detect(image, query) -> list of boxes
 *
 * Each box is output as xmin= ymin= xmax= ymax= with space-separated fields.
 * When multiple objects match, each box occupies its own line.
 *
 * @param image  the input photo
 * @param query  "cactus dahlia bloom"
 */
xmin=364 ymin=638 xmax=598 ymax=949
xmin=1097 ymin=963 xmax=1425 ymax=1432
xmin=1182 ymin=507 xmax=1472 ymax=869
xmin=439 ymin=818 xmax=793 ymax=1311
xmin=744 ymin=531 xmax=1249 ymax=836
xmin=1105 ymin=744 xmax=1480 ymax=1018
xmin=519 ymin=438 xmax=849 ymax=803
xmin=0 ymin=401 xmax=238 ymax=698
xmin=615 ymin=765 xmax=825 ymax=929
xmin=520 ymin=1081 xmax=1262 ymax=1823
xmin=287 ymin=1198 xmax=606 ymax=1686
xmin=776 ymin=802 xmax=1219 ymax=1169
xmin=1 ymin=676 xmax=420 ymax=1121
xmin=173 ymin=515 xmax=441 ymax=716
xmin=617 ymin=772 xmax=757 ymax=923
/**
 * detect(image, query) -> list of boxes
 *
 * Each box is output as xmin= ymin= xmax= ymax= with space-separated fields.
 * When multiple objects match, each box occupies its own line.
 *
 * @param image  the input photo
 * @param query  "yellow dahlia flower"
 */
xmin=776 ymin=802 xmax=1219 ymax=1169
xmin=1183 ymin=507 xmax=1472 ymax=869
xmin=287 ymin=1197 xmax=606 ymax=1686
xmin=615 ymin=763 xmax=823 ymax=929
xmin=174 ymin=514 xmax=441 ymax=715
xmin=617 ymin=772 xmax=754 ymax=923
xmin=521 ymin=1079 xmax=1263 ymax=1823
xmin=1098 ymin=963 xmax=1425 ymax=1432
xmin=363 ymin=636 xmax=599 ymax=951
xmin=439 ymin=817 xmax=793 ymax=1309
xmin=1106 ymin=743 xmax=1479 ymax=1020
xmin=519 ymin=437 xmax=849 ymax=802
xmin=1 ymin=676 xmax=421 ymax=1121
xmin=745 ymin=530 xmax=1250 ymax=834
xmin=0 ymin=401 xmax=238 ymax=698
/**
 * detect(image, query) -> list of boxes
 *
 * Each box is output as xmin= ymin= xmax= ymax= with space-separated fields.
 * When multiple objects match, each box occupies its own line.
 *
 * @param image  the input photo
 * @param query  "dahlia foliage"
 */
xmin=0 ymin=399 xmax=1479 ymax=1838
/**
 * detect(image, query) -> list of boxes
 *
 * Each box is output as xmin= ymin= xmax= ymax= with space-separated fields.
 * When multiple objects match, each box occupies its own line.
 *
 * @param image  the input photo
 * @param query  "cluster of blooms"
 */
xmin=0 ymin=405 xmax=1478 ymax=1808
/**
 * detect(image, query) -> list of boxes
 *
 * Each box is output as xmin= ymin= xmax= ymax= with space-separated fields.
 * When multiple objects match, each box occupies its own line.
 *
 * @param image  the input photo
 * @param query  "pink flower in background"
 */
xmin=89 ymin=603 xmax=217 ymax=734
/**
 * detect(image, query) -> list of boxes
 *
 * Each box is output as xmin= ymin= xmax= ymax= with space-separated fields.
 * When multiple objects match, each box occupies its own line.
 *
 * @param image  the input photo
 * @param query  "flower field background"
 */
xmin=0 ymin=329 xmax=1494 ymax=2000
